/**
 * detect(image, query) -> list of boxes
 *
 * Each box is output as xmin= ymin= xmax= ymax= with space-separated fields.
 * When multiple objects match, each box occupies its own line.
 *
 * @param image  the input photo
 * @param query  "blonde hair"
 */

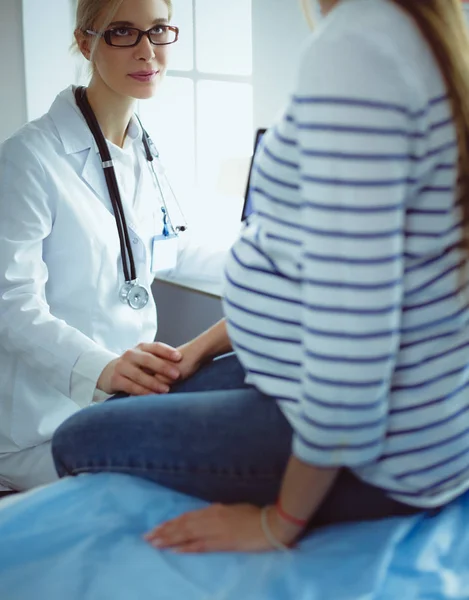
xmin=74 ymin=0 xmax=174 ymax=58
xmin=300 ymin=0 xmax=315 ymax=29
xmin=390 ymin=0 xmax=469 ymax=256
xmin=300 ymin=0 xmax=469 ymax=259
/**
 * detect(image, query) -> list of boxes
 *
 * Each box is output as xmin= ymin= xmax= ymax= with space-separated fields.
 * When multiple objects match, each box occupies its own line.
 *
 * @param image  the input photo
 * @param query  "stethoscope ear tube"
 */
xmin=134 ymin=115 xmax=188 ymax=235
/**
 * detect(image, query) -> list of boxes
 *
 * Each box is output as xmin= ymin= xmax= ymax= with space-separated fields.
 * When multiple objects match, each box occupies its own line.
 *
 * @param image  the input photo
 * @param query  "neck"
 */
xmin=86 ymin=77 xmax=136 ymax=148
xmin=319 ymin=0 xmax=341 ymax=15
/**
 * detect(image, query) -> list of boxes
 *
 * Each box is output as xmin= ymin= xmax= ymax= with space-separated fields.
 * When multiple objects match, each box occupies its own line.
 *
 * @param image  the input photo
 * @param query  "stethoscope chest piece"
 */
xmin=119 ymin=281 xmax=149 ymax=310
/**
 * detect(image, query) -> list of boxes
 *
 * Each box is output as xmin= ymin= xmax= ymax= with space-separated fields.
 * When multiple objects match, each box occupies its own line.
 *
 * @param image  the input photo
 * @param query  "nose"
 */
xmin=134 ymin=33 xmax=155 ymax=61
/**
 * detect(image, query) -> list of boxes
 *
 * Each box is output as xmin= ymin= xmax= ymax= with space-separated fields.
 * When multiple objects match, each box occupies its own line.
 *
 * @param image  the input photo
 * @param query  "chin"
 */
xmin=127 ymin=80 xmax=163 ymax=101
xmin=136 ymin=86 xmax=161 ymax=100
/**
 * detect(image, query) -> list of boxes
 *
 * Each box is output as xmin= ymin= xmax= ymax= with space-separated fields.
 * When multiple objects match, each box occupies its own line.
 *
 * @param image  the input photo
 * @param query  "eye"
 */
xmin=150 ymin=25 xmax=166 ymax=36
xmin=111 ymin=27 xmax=133 ymax=37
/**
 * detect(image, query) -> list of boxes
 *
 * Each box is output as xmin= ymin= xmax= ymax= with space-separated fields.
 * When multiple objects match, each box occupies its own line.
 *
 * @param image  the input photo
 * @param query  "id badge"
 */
xmin=151 ymin=233 xmax=179 ymax=273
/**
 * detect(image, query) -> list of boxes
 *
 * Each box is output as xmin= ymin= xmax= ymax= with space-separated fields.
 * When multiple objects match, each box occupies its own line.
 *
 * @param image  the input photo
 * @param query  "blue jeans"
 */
xmin=52 ymin=353 xmax=423 ymax=528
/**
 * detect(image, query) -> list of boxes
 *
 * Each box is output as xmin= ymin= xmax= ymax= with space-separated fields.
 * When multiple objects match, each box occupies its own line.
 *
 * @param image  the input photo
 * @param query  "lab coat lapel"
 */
xmin=48 ymin=86 xmax=113 ymax=212
xmin=81 ymin=147 xmax=112 ymax=211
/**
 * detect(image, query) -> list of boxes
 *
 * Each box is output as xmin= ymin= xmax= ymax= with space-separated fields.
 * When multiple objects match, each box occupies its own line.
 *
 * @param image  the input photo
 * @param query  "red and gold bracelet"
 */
xmin=275 ymin=500 xmax=308 ymax=528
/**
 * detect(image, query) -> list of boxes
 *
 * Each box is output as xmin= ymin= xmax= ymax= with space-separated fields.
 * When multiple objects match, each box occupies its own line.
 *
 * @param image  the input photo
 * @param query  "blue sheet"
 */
xmin=0 ymin=473 xmax=468 ymax=599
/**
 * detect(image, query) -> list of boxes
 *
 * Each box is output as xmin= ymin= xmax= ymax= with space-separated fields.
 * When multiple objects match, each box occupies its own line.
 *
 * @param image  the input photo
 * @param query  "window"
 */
xmin=138 ymin=0 xmax=254 ymax=232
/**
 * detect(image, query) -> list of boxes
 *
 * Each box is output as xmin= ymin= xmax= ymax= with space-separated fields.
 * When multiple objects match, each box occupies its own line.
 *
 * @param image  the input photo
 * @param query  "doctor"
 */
xmin=0 ymin=0 xmax=231 ymax=491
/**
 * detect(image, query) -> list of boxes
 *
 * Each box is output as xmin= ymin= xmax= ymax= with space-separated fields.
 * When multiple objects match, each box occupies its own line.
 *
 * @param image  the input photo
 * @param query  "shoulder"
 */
xmin=0 ymin=87 xmax=74 ymax=168
xmin=0 ymin=116 xmax=60 ymax=170
xmin=295 ymin=0 xmax=442 ymax=109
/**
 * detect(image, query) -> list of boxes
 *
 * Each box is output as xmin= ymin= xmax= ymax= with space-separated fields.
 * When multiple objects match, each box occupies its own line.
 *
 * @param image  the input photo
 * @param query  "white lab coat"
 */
xmin=0 ymin=87 xmax=217 ymax=462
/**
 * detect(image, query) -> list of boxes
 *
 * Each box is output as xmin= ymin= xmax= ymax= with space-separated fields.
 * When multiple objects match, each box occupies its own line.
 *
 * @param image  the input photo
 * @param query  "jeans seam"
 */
xmin=70 ymin=465 xmax=281 ymax=481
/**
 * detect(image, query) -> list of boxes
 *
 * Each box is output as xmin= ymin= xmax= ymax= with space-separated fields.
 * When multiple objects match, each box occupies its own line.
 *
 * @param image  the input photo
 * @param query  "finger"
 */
xmin=124 ymin=365 xmax=171 ymax=393
xmin=145 ymin=507 xmax=217 ymax=546
xmin=147 ymin=527 xmax=197 ymax=549
xmin=173 ymin=538 xmax=237 ymax=554
xmin=116 ymin=377 xmax=158 ymax=397
xmin=115 ymin=368 xmax=170 ymax=394
xmin=145 ymin=509 xmax=204 ymax=541
xmin=141 ymin=370 xmax=176 ymax=387
xmin=139 ymin=342 xmax=182 ymax=362
xmin=153 ymin=374 xmax=173 ymax=387
xmin=134 ymin=353 xmax=181 ymax=381
xmin=172 ymin=541 xmax=207 ymax=554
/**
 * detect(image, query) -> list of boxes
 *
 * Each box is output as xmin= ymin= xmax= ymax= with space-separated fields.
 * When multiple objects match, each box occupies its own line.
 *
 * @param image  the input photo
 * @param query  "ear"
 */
xmin=75 ymin=29 xmax=92 ymax=61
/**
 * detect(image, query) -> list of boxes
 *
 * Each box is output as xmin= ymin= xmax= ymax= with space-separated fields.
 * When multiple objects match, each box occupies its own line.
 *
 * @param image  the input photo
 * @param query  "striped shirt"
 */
xmin=223 ymin=0 xmax=469 ymax=508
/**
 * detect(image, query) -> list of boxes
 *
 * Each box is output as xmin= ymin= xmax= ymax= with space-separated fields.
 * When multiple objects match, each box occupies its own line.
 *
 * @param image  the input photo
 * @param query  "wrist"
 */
xmin=183 ymin=329 xmax=221 ymax=365
xmin=96 ymin=358 xmax=117 ymax=394
xmin=275 ymin=500 xmax=309 ymax=528
xmin=179 ymin=338 xmax=206 ymax=366
xmin=185 ymin=320 xmax=231 ymax=364
xmin=267 ymin=505 xmax=303 ymax=546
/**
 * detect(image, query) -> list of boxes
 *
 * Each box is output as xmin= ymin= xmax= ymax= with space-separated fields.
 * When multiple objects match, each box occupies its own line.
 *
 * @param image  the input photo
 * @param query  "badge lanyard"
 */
xmin=74 ymin=86 xmax=186 ymax=310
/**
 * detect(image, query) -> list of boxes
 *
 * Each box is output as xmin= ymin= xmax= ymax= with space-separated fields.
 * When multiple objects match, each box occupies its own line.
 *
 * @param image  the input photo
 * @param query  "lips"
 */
xmin=129 ymin=70 xmax=159 ymax=82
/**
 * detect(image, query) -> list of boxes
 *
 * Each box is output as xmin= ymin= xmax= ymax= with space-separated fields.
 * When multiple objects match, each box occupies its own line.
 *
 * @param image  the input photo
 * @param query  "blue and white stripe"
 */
xmin=223 ymin=0 xmax=469 ymax=507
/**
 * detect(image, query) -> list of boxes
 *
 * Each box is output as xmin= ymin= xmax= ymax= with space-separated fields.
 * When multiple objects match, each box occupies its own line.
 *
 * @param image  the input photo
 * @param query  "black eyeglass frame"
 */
xmin=85 ymin=25 xmax=179 ymax=47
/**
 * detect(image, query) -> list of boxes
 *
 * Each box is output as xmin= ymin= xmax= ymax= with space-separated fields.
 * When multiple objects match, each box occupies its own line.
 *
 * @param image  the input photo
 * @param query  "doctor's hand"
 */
xmin=97 ymin=342 xmax=182 ymax=396
xmin=153 ymin=339 xmax=204 ymax=388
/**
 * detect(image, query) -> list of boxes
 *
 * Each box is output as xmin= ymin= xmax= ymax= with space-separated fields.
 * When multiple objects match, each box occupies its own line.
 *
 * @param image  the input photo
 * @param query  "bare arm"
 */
xmin=269 ymin=456 xmax=340 ymax=544
xmin=182 ymin=318 xmax=232 ymax=363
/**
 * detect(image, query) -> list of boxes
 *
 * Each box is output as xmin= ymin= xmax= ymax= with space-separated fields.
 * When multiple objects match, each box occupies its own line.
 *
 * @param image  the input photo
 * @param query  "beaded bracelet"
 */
xmin=260 ymin=506 xmax=291 ymax=552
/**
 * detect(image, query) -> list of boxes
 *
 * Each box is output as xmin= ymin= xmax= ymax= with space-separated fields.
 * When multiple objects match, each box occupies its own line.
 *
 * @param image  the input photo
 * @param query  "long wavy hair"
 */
xmin=300 ymin=0 xmax=469 ymax=254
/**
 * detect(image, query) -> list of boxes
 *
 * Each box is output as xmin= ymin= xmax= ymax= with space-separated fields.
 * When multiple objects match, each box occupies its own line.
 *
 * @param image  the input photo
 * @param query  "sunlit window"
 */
xmin=138 ymin=0 xmax=254 ymax=229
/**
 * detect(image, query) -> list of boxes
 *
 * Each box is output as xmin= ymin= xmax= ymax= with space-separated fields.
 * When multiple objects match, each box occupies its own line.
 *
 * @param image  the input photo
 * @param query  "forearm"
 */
xmin=181 ymin=318 xmax=232 ymax=363
xmin=278 ymin=455 xmax=339 ymax=522
xmin=263 ymin=455 xmax=340 ymax=548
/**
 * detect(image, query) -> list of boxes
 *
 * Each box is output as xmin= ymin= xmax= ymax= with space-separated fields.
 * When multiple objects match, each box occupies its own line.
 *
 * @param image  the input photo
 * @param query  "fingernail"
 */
xmin=169 ymin=369 xmax=179 ymax=378
xmin=173 ymin=351 xmax=182 ymax=360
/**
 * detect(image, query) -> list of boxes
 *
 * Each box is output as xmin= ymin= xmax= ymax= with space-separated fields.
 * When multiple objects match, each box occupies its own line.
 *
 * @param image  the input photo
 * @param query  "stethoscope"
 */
xmin=74 ymin=86 xmax=187 ymax=310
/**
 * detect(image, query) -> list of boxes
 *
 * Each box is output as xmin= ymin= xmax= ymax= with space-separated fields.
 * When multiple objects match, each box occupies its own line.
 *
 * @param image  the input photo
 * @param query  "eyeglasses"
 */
xmin=85 ymin=25 xmax=179 ymax=47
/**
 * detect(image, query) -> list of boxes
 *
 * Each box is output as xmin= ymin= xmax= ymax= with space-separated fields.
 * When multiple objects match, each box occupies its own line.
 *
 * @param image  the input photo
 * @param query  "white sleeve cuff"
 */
xmin=70 ymin=348 xmax=119 ymax=408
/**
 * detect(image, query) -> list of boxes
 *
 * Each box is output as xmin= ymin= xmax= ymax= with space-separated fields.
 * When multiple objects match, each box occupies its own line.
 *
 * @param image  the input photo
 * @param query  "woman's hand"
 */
xmin=97 ymin=342 xmax=182 ymax=396
xmin=144 ymin=503 xmax=302 ymax=554
xmin=153 ymin=319 xmax=232 ymax=389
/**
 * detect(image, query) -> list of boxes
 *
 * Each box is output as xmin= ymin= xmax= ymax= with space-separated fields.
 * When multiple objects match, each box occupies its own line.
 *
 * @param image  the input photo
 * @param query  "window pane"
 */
xmin=138 ymin=77 xmax=195 ymax=209
xmin=195 ymin=0 xmax=252 ymax=76
xmin=168 ymin=0 xmax=194 ymax=71
xmin=196 ymin=80 xmax=253 ymax=195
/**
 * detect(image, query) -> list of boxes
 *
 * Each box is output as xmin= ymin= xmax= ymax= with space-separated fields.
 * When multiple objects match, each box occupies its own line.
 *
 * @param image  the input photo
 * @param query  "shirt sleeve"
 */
xmin=290 ymin=34 xmax=416 ymax=466
xmin=0 ymin=137 xmax=117 ymax=402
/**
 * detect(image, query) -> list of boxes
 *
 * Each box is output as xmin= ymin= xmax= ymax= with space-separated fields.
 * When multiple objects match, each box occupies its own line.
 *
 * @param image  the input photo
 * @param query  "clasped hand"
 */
xmin=97 ymin=340 xmax=203 ymax=396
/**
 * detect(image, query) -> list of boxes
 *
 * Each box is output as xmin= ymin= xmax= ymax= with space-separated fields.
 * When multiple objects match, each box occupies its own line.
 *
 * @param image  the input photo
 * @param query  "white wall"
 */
xmin=0 ymin=0 xmax=27 ymax=142
xmin=22 ymin=0 xmax=76 ymax=121
xmin=0 ymin=0 xmax=76 ymax=141
xmin=252 ymin=0 xmax=310 ymax=130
